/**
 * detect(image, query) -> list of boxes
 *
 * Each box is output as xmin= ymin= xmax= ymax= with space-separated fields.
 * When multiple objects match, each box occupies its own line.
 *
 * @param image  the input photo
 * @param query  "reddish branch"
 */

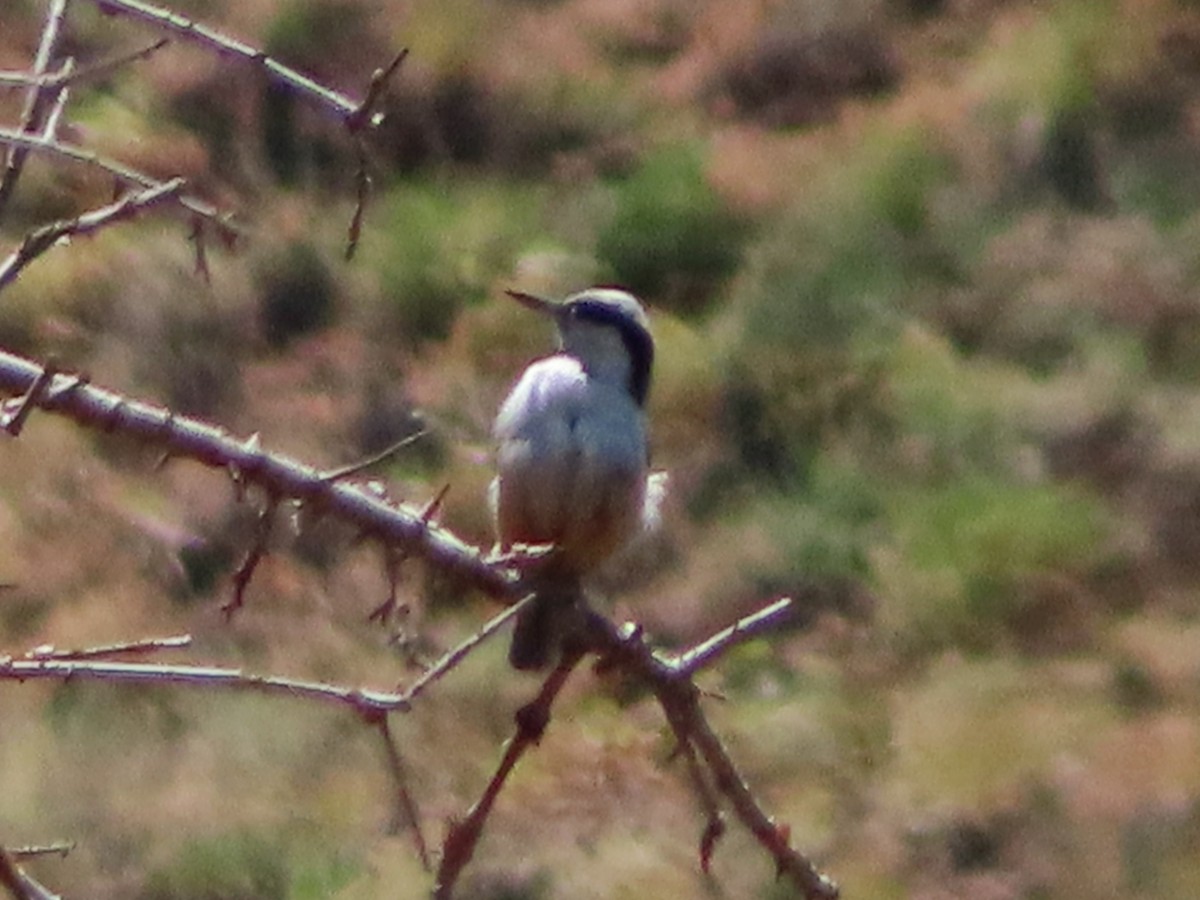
xmin=434 ymin=651 xmax=584 ymax=899
xmin=588 ymin=609 xmax=840 ymax=900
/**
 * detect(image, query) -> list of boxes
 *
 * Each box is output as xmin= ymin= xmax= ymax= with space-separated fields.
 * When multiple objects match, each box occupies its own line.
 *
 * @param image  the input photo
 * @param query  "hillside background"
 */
xmin=3 ymin=0 xmax=1200 ymax=897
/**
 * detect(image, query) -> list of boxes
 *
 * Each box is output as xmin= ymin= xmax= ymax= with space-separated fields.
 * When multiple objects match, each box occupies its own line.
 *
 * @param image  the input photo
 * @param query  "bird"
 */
xmin=490 ymin=286 xmax=663 ymax=670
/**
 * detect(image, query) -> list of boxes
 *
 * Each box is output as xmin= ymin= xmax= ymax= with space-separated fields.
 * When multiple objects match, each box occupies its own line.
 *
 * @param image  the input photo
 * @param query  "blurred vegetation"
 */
xmin=4 ymin=0 xmax=1200 ymax=898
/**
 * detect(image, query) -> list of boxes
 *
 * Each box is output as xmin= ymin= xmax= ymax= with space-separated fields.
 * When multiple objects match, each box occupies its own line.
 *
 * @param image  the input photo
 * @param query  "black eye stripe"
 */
xmin=568 ymin=299 xmax=653 ymax=406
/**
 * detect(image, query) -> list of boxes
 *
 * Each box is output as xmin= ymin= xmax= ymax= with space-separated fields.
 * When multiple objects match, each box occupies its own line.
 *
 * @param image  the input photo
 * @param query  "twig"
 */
xmin=679 ymin=690 xmax=836 ymax=899
xmin=0 ymin=179 xmax=186 ymax=292
xmin=0 ymin=38 xmax=163 ymax=94
xmin=0 ymin=129 xmax=237 ymax=239
xmin=674 ymin=597 xmax=799 ymax=677
xmin=368 ymin=483 xmax=449 ymax=626
xmin=345 ymin=48 xmax=408 ymax=260
xmin=7 ymin=846 xmax=72 ymax=862
xmin=51 ymin=38 xmax=169 ymax=89
xmin=346 ymin=48 xmax=408 ymax=134
xmin=1 ymin=362 xmax=56 ymax=437
xmin=398 ymin=593 xmax=536 ymax=702
xmin=370 ymin=545 xmax=406 ymax=627
xmin=23 ymin=635 xmax=190 ymax=661
xmin=321 ymin=429 xmax=428 ymax=482
xmin=224 ymin=496 xmax=277 ymax=617
xmin=0 ymin=0 xmax=71 ymax=222
xmin=433 ymin=650 xmax=583 ymax=900
xmin=188 ymin=215 xmax=211 ymax=281
xmin=39 ymin=58 xmax=73 ymax=140
xmin=667 ymin=726 xmax=725 ymax=875
xmin=0 ymin=655 xmax=411 ymax=716
xmin=87 ymin=0 xmax=381 ymax=127
xmin=377 ymin=715 xmax=431 ymax=869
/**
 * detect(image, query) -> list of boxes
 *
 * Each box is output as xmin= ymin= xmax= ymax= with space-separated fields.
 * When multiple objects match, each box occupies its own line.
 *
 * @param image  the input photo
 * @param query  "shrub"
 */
xmin=596 ymin=144 xmax=746 ymax=315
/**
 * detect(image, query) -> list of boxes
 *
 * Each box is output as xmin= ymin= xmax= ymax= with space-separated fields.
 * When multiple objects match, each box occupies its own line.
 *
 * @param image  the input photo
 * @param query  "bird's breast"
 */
xmin=493 ymin=355 xmax=648 ymax=574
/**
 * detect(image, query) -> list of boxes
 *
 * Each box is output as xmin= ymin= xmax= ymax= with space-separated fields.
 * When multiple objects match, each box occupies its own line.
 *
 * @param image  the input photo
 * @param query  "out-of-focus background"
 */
xmin=3 ymin=0 xmax=1200 ymax=897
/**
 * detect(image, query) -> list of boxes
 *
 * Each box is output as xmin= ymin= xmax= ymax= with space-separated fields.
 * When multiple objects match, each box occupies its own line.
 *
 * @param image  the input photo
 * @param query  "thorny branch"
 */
xmin=434 ymin=650 xmax=584 ymax=900
xmin=87 ymin=0 xmax=385 ymax=129
xmin=0 ymin=350 xmax=520 ymax=599
xmin=0 ymin=39 xmax=169 ymax=92
xmin=0 ymin=178 xmax=186 ymax=292
xmin=588 ymin=609 xmax=840 ymax=900
xmin=377 ymin=715 xmax=431 ymax=869
xmin=0 ymin=0 xmax=71 ymax=222
xmin=0 ymin=129 xmax=237 ymax=240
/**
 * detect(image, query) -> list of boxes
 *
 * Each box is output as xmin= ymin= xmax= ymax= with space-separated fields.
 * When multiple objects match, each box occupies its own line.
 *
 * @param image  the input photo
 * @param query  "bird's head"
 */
xmin=505 ymin=287 xmax=654 ymax=406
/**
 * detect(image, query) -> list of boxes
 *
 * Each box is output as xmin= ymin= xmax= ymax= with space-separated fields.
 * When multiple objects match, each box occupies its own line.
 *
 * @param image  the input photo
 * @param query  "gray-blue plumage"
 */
xmin=491 ymin=287 xmax=661 ymax=669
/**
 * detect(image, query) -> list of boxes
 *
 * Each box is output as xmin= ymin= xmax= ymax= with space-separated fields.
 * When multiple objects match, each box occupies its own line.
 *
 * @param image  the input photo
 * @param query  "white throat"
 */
xmin=559 ymin=319 xmax=635 ymax=393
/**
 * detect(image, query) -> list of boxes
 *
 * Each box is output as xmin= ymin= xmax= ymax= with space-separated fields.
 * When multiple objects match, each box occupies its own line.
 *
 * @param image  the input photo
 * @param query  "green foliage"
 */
xmin=883 ymin=477 xmax=1109 ymax=651
xmin=720 ymin=127 xmax=952 ymax=484
xmin=141 ymin=831 xmax=289 ymax=900
xmin=738 ymin=127 xmax=951 ymax=352
xmin=597 ymin=144 xmax=746 ymax=314
xmin=751 ymin=455 xmax=885 ymax=587
xmin=367 ymin=179 xmax=544 ymax=345
xmin=886 ymin=325 xmax=1031 ymax=479
xmin=48 ymin=682 xmax=187 ymax=745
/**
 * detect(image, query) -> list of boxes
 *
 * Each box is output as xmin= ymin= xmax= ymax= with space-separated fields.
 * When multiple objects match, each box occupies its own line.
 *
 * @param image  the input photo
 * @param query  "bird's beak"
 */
xmin=505 ymin=289 xmax=559 ymax=318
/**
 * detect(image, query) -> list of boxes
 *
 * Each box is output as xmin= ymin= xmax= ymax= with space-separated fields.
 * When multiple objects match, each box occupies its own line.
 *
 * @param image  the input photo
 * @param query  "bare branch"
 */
xmin=344 ymin=48 xmax=408 ymax=259
xmin=86 ymin=0 xmax=383 ymax=128
xmin=0 ymin=130 xmax=237 ymax=239
xmin=7 ymin=846 xmax=72 ymax=863
xmin=398 ymin=594 xmax=536 ymax=702
xmin=321 ymin=429 xmax=429 ymax=482
xmin=368 ymin=484 xmax=449 ymax=626
xmin=0 ymin=655 xmax=412 ymax=717
xmin=22 ymin=635 xmax=190 ymax=661
xmin=674 ymin=596 xmax=799 ymax=677
xmin=223 ymin=496 xmax=277 ymax=617
xmin=666 ymin=725 xmax=725 ymax=875
xmin=1 ymin=361 xmax=56 ymax=436
xmin=347 ymin=47 xmax=409 ymax=134
xmin=377 ymin=715 xmax=431 ymax=869
xmin=39 ymin=58 xmax=74 ymax=140
xmin=52 ymin=38 xmax=170 ymax=89
xmin=586 ymin=613 xmax=840 ymax=900
xmin=0 ymin=0 xmax=71 ymax=222
xmin=0 ymin=178 xmax=185 ymax=292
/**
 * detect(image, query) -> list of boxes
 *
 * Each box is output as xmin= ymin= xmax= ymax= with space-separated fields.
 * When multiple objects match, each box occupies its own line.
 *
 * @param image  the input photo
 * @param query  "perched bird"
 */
xmin=491 ymin=287 xmax=662 ymax=670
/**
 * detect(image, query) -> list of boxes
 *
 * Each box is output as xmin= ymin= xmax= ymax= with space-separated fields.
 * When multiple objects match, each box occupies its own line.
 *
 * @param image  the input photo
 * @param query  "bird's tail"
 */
xmin=508 ymin=582 xmax=581 ymax=672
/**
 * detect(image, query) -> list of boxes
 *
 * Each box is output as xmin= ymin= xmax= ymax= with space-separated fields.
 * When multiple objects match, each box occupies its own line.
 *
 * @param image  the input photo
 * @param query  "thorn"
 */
xmin=1 ymin=360 xmax=57 ymax=437
xmin=421 ymin=483 xmax=451 ymax=522
xmin=699 ymin=814 xmax=725 ymax=874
